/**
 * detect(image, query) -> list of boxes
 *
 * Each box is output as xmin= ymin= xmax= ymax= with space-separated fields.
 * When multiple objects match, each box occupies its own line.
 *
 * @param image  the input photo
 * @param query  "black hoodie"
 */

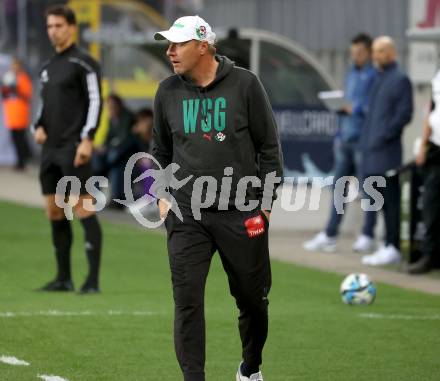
xmin=152 ymin=55 xmax=283 ymax=210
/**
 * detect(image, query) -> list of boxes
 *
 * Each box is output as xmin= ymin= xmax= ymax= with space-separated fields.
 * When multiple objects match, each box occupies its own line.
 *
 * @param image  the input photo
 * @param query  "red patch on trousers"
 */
xmin=244 ymin=215 xmax=265 ymax=238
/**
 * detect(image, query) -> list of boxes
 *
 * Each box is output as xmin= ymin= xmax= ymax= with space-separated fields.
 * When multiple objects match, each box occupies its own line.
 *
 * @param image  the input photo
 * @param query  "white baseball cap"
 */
xmin=154 ymin=15 xmax=216 ymax=45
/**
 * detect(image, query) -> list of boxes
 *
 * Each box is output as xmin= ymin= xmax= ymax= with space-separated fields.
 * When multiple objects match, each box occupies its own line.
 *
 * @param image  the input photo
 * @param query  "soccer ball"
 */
xmin=340 ymin=273 xmax=376 ymax=305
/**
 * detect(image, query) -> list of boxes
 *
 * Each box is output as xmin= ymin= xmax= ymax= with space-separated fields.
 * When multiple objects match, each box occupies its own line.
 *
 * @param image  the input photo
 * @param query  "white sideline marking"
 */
xmin=359 ymin=313 xmax=440 ymax=321
xmin=38 ymin=375 xmax=69 ymax=381
xmin=0 ymin=310 xmax=158 ymax=318
xmin=1 ymin=356 xmax=70 ymax=380
xmin=0 ymin=355 xmax=30 ymax=366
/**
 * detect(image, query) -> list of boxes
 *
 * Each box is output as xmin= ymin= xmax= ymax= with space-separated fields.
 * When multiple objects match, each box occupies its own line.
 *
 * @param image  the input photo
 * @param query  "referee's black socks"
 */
xmin=50 ymin=218 xmax=73 ymax=282
xmin=80 ymin=214 xmax=102 ymax=287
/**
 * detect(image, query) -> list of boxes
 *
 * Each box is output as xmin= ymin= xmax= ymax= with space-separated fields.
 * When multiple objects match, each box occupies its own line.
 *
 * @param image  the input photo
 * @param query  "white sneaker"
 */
xmin=236 ymin=362 xmax=263 ymax=381
xmin=352 ymin=234 xmax=375 ymax=253
xmin=303 ymin=232 xmax=336 ymax=252
xmin=361 ymin=243 xmax=385 ymax=265
xmin=361 ymin=249 xmax=381 ymax=265
xmin=362 ymin=244 xmax=401 ymax=266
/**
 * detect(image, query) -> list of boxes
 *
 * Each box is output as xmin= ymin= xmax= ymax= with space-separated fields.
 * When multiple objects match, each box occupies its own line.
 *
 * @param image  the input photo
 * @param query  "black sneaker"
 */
xmin=38 ymin=279 xmax=74 ymax=292
xmin=407 ymin=255 xmax=432 ymax=274
xmin=78 ymin=282 xmax=100 ymax=295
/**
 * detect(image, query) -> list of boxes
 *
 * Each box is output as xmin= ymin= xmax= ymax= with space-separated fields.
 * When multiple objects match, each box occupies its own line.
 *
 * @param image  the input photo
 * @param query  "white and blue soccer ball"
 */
xmin=340 ymin=273 xmax=376 ymax=305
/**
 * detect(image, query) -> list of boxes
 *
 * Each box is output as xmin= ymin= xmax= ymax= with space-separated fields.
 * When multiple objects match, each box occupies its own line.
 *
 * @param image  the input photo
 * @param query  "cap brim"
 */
xmin=154 ymin=30 xmax=191 ymax=43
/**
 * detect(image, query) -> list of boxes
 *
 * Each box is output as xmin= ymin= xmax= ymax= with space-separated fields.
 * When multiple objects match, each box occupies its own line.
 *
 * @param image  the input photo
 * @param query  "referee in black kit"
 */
xmin=33 ymin=5 xmax=103 ymax=294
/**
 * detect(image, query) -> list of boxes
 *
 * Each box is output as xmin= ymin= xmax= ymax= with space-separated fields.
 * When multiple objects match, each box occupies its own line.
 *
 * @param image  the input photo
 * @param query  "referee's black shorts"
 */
xmin=39 ymin=144 xmax=92 ymax=196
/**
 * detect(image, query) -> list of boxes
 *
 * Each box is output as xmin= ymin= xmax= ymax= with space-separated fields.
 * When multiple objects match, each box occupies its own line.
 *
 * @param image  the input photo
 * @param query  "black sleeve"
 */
xmin=151 ymin=86 xmax=173 ymax=200
xmin=30 ymin=66 xmax=44 ymax=133
xmin=31 ymin=69 xmax=45 ymax=133
xmin=431 ymin=98 xmax=435 ymax=111
xmin=247 ymin=75 xmax=284 ymax=208
xmin=31 ymin=101 xmax=45 ymax=133
xmin=79 ymin=58 xmax=103 ymax=140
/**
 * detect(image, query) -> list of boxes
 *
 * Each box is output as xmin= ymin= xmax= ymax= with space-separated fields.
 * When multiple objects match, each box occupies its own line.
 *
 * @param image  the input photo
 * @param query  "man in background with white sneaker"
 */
xmin=360 ymin=36 xmax=413 ymax=266
xmin=303 ymin=33 xmax=377 ymax=254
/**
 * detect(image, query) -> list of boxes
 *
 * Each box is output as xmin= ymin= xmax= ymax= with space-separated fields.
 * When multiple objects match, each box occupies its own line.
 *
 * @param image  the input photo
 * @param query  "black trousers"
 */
xmin=381 ymin=175 xmax=400 ymax=248
xmin=165 ymin=208 xmax=271 ymax=381
xmin=10 ymin=129 xmax=30 ymax=168
xmin=367 ymin=174 xmax=400 ymax=248
xmin=422 ymin=162 xmax=440 ymax=262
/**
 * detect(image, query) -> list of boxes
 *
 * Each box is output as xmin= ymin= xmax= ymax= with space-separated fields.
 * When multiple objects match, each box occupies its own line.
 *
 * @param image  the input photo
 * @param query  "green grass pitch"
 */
xmin=0 ymin=200 xmax=439 ymax=380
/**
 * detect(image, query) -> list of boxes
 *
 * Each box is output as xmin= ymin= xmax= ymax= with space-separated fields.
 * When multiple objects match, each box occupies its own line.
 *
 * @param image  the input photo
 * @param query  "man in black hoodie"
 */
xmin=153 ymin=16 xmax=283 ymax=381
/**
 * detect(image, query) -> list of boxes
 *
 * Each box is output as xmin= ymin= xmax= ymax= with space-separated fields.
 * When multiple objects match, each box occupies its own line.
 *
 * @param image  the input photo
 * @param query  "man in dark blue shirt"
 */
xmin=304 ymin=33 xmax=377 ymax=253
xmin=361 ymin=36 xmax=413 ymax=266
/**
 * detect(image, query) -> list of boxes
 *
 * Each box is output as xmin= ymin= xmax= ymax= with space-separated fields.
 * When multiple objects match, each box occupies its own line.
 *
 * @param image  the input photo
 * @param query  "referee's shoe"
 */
xmin=38 ymin=279 xmax=74 ymax=292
